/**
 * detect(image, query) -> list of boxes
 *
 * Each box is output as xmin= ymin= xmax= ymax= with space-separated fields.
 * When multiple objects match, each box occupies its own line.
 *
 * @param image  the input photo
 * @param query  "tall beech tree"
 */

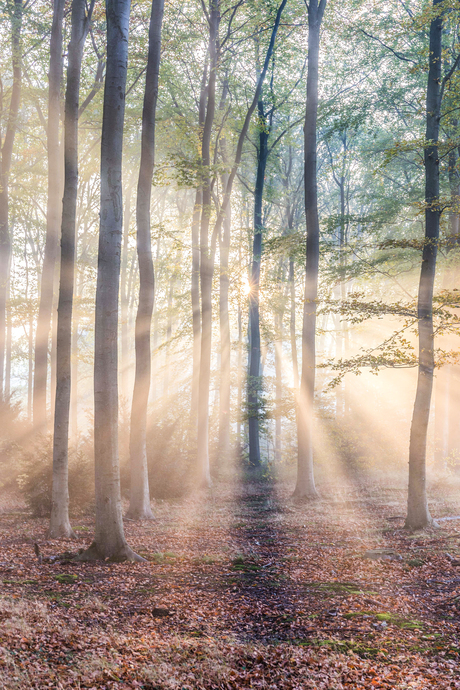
xmin=127 ymin=0 xmax=164 ymax=520
xmin=33 ymin=0 xmax=65 ymax=433
xmin=48 ymin=0 xmax=95 ymax=539
xmin=405 ymin=0 xmax=449 ymax=530
xmin=0 ymin=0 xmax=23 ymax=403
xmin=196 ymin=0 xmax=220 ymax=486
xmin=196 ymin=0 xmax=288 ymax=484
xmin=247 ymin=56 xmax=270 ymax=468
xmin=294 ymin=0 xmax=326 ymax=499
xmin=79 ymin=0 xmax=143 ymax=561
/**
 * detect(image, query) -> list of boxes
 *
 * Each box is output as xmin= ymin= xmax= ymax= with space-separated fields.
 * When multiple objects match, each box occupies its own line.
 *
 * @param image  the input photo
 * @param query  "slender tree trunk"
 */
xmin=191 ymin=62 xmax=207 ymax=426
xmin=33 ymin=0 xmax=65 ymax=433
xmin=70 ymin=301 xmax=78 ymax=444
xmin=121 ymin=180 xmax=134 ymax=403
xmin=79 ymin=0 xmax=143 ymax=561
xmin=127 ymin=0 xmax=164 ymax=519
xmin=197 ymin=0 xmax=220 ymax=486
xmin=289 ymin=257 xmax=299 ymax=389
xmin=218 ymin=160 xmax=231 ymax=468
xmin=196 ymin=0 xmax=287 ymax=481
xmin=294 ymin=0 xmax=326 ymax=499
xmin=163 ymin=274 xmax=173 ymax=401
xmin=28 ymin=311 xmax=33 ymax=420
xmin=5 ymin=287 xmax=11 ymax=401
xmin=191 ymin=189 xmax=202 ymax=420
xmin=50 ymin=291 xmax=58 ymax=423
xmin=248 ymin=91 xmax=269 ymax=468
xmin=405 ymin=1 xmax=443 ymax=530
xmin=0 ymin=0 xmax=22 ymax=402
xmin=49 ymin=0 xmax=94 ymax=539
xmin=274 ymin=309 xmax=282 ymax=463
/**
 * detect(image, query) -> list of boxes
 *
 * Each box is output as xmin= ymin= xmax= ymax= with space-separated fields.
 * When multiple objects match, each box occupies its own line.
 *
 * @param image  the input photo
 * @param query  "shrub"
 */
xmin=17 ymin=434 xmax=94 ymax=517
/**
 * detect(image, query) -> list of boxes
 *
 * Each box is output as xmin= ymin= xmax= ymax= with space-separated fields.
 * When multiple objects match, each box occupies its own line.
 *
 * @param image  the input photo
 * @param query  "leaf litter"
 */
xmin=0 ymin=477 xmax=460 ymax=688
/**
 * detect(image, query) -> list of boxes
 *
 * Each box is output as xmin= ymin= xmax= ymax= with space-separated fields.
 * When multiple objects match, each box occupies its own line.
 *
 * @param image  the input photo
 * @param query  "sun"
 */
xmin=243 ymin=276 xmax=251 ymax=296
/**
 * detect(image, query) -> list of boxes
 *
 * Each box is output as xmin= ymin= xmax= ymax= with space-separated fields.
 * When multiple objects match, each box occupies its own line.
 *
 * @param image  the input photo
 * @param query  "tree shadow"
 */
xmin=225 ymin=472 xmax=303 ymax=643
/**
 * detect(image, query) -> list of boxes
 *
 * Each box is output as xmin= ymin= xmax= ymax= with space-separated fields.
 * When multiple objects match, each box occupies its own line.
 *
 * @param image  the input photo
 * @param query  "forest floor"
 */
xmin=1 ymin=474 xmax=460 ymax=688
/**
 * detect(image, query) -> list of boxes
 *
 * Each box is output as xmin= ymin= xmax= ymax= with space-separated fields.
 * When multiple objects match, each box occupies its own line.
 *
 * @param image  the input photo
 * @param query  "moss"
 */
xmin=54 ymin=573 xmax=78 ymax=584
xmin=149 ymin=552 xmax=178 ymax=564
xmin=308 ymin=638 xmax=382 ymax=658
xmin=305 ymin=581 xmax=370 ymax=595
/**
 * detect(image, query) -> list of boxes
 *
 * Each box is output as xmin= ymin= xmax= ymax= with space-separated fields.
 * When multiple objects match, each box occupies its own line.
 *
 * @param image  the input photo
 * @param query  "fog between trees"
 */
xmin=0 ymin=0 xmax=460 ymax=557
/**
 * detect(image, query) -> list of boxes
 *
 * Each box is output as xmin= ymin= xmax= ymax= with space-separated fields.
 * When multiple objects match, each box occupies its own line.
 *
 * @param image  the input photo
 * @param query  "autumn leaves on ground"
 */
xmin=1 ymin=476 xmax=460 ymax=689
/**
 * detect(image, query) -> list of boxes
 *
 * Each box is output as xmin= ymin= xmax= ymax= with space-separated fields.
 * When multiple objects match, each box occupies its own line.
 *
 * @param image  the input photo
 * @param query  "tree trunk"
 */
xmin=248 ymin=90 xmax=269 ymax=468
xmin=197 ymin=0 xmax=220 ymax=487
xmin=191 ymin=62 xmax=207 ymax=427
xmin=33 ymin=0 xmax=65 ymax=433
xmin=28 ymin=310 xmax=33 ymax=421
xmin=196 ymin=0 xmax=287 ymax=481
xmin=80 ymin=0 xmax=143 ymax=561
xmin=49 ymin=0 xmax=93 ymax=539
xmin=5 ymin=287 xmax=11 ymax=401
xmin=0 ymin=0 xmax=22 ymax=403
xmin=274 ymin=309 xmax=283 ymax=463
xmin=191 ymin=189 xmax=202 ymax=423
xmin=70 ymin=300 xmax=79 ymax=445
xmin=217 ymin=135 xmax=231 ymax=468
xmin=405 ymin=1 xmax=442 ymax=531
xmin=294 ymin=0 xmax=326 ymax=499
xmin=289 ymin=258 xmax=299 ymax=389
xmin=127 ymin=0 xmax=164 ymax=520
xmin=120 ymin=180 xmax=134 ymax=404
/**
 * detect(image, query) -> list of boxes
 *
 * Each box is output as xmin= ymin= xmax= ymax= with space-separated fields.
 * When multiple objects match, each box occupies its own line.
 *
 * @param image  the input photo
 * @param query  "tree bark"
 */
xmin=289 ymin=257 xmax=299 ymax=389
xmin=248 ymin=86 xmax=269 ymax=468
xmin=49 ymin=0 xmax=94 ymax=539
xmin=120 ymin=179 xmax=134 ymax=404
xmin=80 ymin=0 xmax=143 ymax=561
xmin=405 ymin=0 xmax=443 ymax=530
xmin=195 ymin=0 xmax=287 ymax=482
xmin=191 ymin=62 xmax=207 ymax=427
xmin=33 ymin=0 xmax=65 ymax=433
xmin=0 ymin=0 xmax=22 ymax=403
xmin=217 ymin=130 xmax=231 ymax=468
xmin=294 ymin=0 xmax=326 ymax=499
xmin=197 ymin=0 xmax=220 ymax=487
xmin=127 ymin=0 xmax=164 ymax=520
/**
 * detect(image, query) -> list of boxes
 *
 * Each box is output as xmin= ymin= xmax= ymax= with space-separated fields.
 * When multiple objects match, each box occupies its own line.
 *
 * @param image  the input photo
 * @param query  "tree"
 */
xmin=196 ymin=0 xmax=288 ymax=484
xmin=33 ymin=0 xmax=65 ymax=433
xmin=405 ymin=0 xmax=444 ymax=531
xmin=0 ymin=0 xmax=23 ymax=403
xmin=294 ymin=0 xmax=327 ymax=499
xmin=247 ymin=47 xmax=270 ymax=468
xmin=79 ymin=0 xmax=143 ymax=561
xmin=48 ymin=0 xmax=95 ymax=539
xmin=127 ymin=0 xmax=165 ymax=519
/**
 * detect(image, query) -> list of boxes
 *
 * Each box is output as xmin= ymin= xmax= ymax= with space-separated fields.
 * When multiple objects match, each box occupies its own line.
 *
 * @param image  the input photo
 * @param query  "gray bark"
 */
xmin=0 ymin=0 xmax=22 ymax=402
xmin=405 ymin=0 xmax=443 ymax=530
xmin=196 ymin=0 xmax=288 ymax=481
xmin=49 ymin=0 xmax=93 ymax=539
xmin=33 ymin=0 xmax=65 ymax=433
xmin=127 ymin=0 xmax=164 ymax=520
xmin=248 ymin=83 xmax=269 ymax=468
xmin=294 ymin=0 xmax=326 ymax=499
xmin=196 ymin=0 xmax=219 ymax=486
xmin=191 ymin=62 xmax=207 ymax=426
xmin=218 ymin=132 xmax=231 ymax=468
xmin=80 ymin=0 xmax=143 ymax=561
